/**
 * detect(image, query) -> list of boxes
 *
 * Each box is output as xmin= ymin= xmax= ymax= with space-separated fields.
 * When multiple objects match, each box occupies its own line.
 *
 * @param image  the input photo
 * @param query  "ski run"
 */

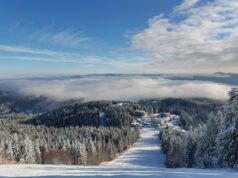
xmin=0 ymin=127 xmax=237 ymax=178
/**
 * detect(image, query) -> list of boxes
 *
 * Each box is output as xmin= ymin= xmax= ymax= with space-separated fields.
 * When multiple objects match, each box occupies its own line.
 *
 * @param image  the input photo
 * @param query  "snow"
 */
xmin=135 ymin=111 xmax=183 ymax=132
xmin=105 ymin=127 xmax=165 ymax=168
xmin=99 ymin=112 xmax=105 ymax=127
xmin=112 ymin=102 xmax=127 ymax=107
xmin=135 ymin=109 xmax=148 ymax=116
xmin=0 ymin=128 xmax=237 ymax=178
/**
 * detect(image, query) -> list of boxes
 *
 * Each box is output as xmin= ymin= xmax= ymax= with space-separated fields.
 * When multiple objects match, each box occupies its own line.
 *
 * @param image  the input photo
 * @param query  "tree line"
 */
xmin=0 ymin=101 xmax=141 ymax=165
xmin=160 ymin=88 xmax=238 ymax=169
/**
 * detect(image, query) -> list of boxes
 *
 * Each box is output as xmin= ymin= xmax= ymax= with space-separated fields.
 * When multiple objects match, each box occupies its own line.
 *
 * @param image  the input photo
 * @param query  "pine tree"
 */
xmin=183 ymin=127 xmax=201 ymax=167
xmin=35 ymin=139 xmax=42 ymax=163
xmin=5 ymin=140 xmax=14 ymax=161
xmin=24 ymin=136 xmax=36 ymax=163
xmin=195 ymin=111 xmax=222 ymax=168
xmin=217 ymin=88 xmax=238 ymax=168
xmin=79 ymin=142 xmax=87 ymax=165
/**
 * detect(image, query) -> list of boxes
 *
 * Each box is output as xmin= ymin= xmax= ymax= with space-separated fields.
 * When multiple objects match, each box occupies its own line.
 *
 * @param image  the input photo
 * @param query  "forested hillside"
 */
xmin=159 ymin=89 xmax=238 ymax=169
xmin=195 ymin=88 xmax=238 ymax=168
xmin=0 ymin=100 xmax=145 ymax=165
xmin=0 ymin=90 xmax=80 ymax=119
xmin=0 ymin=89 xmax=236 ymax=169
xmin=140 ymin=98 xmax=224 ymax=129
xmin=24 ymin=101 xmax=159 ymax=128
xmin=0 ymin=119 xmax=139 ymax=164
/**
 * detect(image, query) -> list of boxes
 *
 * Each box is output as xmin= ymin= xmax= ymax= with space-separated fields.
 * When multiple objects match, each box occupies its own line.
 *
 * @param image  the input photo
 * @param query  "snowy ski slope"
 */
xmin=0 ymin=127 xmax=237 ymax=178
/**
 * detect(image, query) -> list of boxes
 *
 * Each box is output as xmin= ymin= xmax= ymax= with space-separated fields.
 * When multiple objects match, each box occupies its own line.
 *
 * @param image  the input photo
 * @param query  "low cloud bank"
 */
xmin=0 ymin=75 xmax=232 ymax=101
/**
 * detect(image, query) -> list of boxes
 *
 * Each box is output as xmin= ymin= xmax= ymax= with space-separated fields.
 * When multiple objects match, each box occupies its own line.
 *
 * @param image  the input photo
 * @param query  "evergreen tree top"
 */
xmin=228 ymin=88 xmax=238 ymax=101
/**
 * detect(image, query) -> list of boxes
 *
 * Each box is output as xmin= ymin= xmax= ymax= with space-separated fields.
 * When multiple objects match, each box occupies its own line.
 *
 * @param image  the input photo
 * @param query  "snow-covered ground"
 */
xmin=0 ymin=127 xmax=237 ymax=178
xmin=104 ymin=127 xmax=165 ymax=168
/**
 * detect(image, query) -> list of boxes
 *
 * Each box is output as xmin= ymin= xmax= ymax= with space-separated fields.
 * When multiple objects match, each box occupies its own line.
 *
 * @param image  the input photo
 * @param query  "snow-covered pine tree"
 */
xmin=35 ymin=139 xmax=42 ymax=163
xmin=23 ymin=136 xmax=36 ymax=163
xmin=217 ymin=88 xmax=238 ymax=168
xmin=5 ymin=140 xmax=14 ymax=161
xmin=79 ymin=142 xmax=87 ymax=165
xmin=195 ymin=111 xmax=223 ymax=168
xmin=183 ymin=127 xmax=201 ymax=167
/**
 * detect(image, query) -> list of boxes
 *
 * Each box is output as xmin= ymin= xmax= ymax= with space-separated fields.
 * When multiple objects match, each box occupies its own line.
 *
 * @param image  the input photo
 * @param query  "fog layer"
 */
xmin=0 ymin=75 xmax=232 ymax=101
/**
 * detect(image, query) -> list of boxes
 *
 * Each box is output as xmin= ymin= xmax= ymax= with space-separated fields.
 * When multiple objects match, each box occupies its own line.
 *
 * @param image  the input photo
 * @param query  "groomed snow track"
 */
xmin=0 ymin=128 xmax=237 ymax=178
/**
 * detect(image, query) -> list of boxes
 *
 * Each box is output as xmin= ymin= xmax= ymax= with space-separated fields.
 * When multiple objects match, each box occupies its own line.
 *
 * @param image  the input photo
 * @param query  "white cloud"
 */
xmin=2 ymin=0 xmax=238 ymax=74
xmin=30 ymin=29 xmax=91 ymax=47
xmin=0 ymin=55 xmax=144 ymax=69
xmin=174 ymin=0 xmax=200 ymax=12
xmin=0 ymin=44 xmax=150 ymax=71
xmin=1 ymin=75 xmax=232 ymax=101
xmin=0 ymin=44 xmax=82 ymax=58
xmin=130 ymin=0 xmax=238 ymax=73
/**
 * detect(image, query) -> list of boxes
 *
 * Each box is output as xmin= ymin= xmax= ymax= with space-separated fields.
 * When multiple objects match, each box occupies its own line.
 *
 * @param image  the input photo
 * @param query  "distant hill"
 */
xmin=139 ymin=98 xmax=224 ymax=129
xmin=24 ymin=101 xmax=154 ymax=128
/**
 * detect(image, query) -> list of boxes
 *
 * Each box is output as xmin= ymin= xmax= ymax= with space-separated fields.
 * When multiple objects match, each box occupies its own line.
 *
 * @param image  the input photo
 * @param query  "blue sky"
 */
xmin=0 ymin=0 xmax=238 ymax=75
